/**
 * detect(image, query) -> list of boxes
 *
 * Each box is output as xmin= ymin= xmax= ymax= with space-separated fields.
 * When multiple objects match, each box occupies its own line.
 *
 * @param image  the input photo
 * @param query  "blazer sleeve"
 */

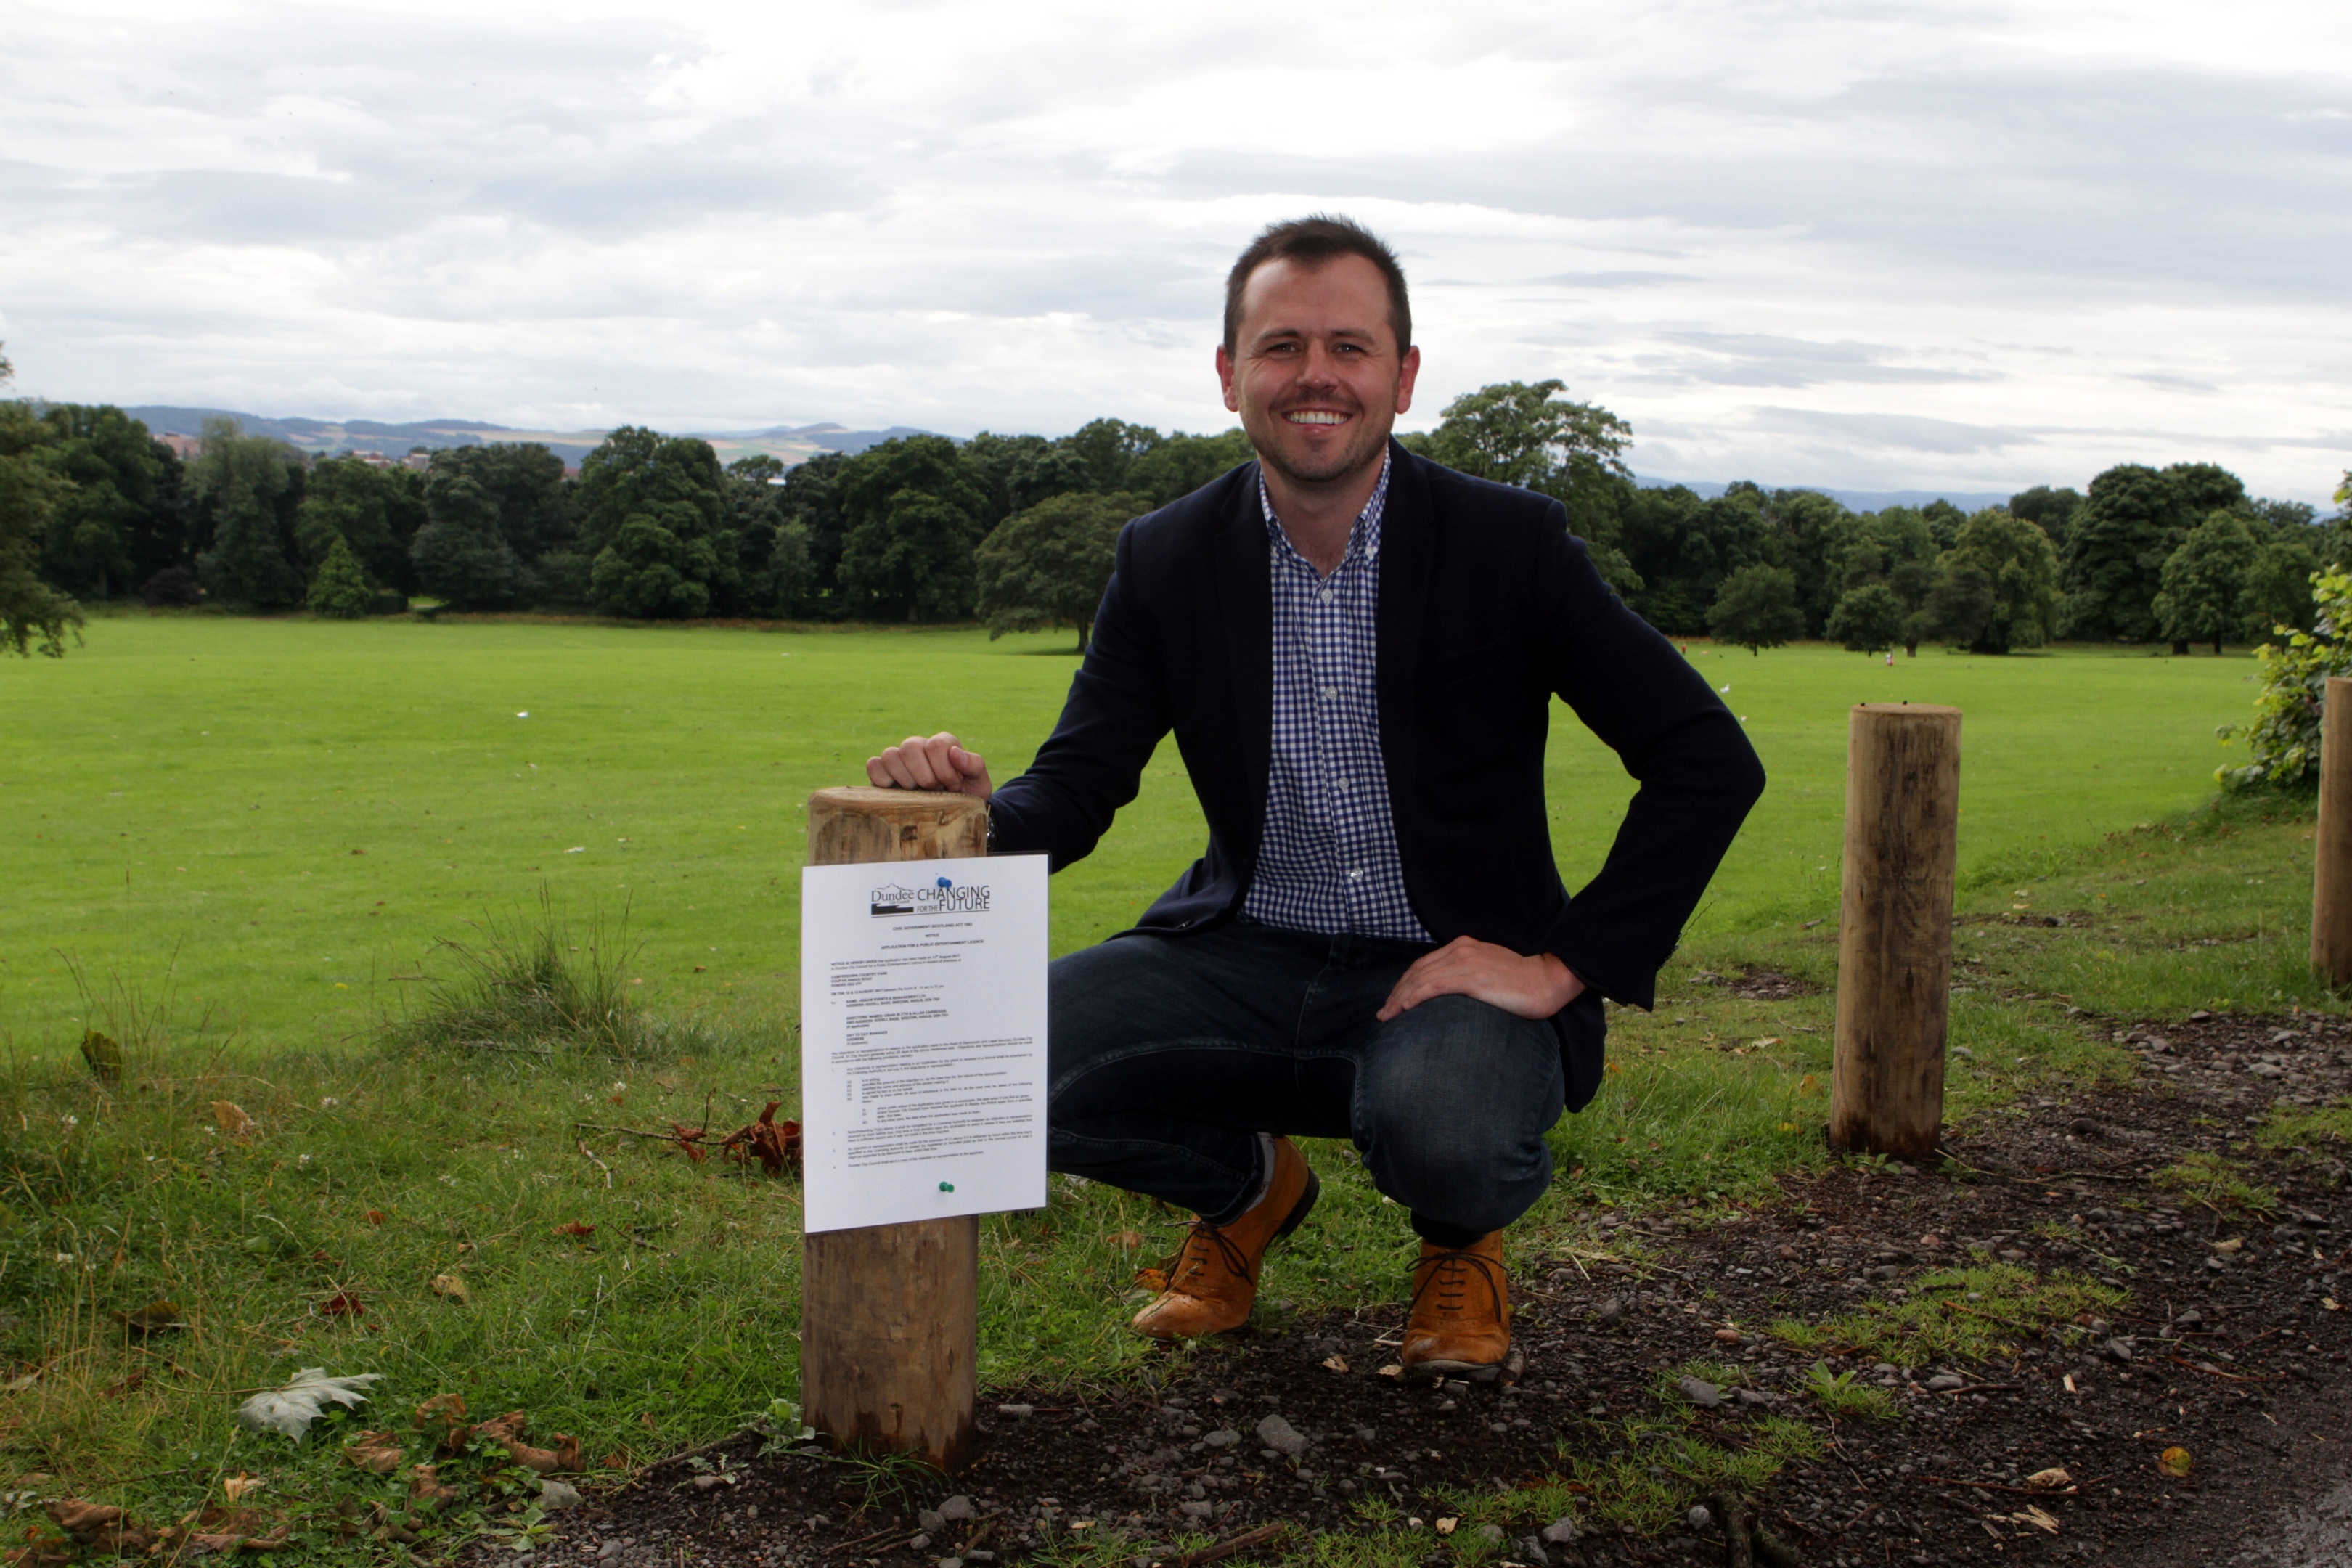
xmin=984 ymin=520 xmax=1174 ymax=870
xmin=1532 ymin=509 xmax=1766 ymax=1008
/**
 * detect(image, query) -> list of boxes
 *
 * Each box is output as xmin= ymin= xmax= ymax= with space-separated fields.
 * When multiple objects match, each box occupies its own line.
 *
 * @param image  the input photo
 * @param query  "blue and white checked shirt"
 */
xmin=1240 ymin=456 xmax=1432 ymax=942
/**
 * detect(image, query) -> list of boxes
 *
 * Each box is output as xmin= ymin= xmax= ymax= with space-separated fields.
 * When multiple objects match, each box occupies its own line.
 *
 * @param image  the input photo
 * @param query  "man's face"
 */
xmin=1217 ymin=254 xmax=1419 ymax=490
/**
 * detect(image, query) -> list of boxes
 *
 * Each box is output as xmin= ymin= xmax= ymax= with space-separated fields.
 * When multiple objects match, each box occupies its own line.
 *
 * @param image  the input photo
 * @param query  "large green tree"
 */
xmin=1413 ymin=380 xmax=1640 ymax=591
xmin=2063 ymin=462 xmax=2247 ymax=641
xmin=410 ymin=471 xmax=523 ymax=609
xmin=1947 ymin=507 xmax=2062 ymax=653
xmin=2152 ymin=510 xmax=2258 ymax=654
xmin=839 ymin=491 xmax=979 ymax=621
xmin=33 ymin=404 xmax=173 ymax=601
xmin=1621 ymin=484 xmax=1770 ymax=635
xmin=1707 ymin=563 xmax=1805 ymax=655
xmin=835 ymin=436 xmax=987 ymax=620
xmin=1826 ymin=582 xmax=1905 ymax=653
xmin=576 ymin=427 xmax=736 ymax=620
xmin=0 ymin=366 xmax=83 ymax=657
xmin=190 ymin=417 xmax=303 ymax=609
xmin=298 ymin=456 xmax=413 ymax=592
xmin=1126 ymin=429 xmax=1254 ymax=507
xmin=975 ymin=491 xmax=1144 ymax=650
xmin=2008 ymin=485 xmax=2083 ymax=550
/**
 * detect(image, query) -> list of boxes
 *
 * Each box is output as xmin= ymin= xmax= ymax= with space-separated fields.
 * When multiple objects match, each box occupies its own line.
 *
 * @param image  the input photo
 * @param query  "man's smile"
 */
xmin=1285 ymin=409 xmax=1349 ymax=425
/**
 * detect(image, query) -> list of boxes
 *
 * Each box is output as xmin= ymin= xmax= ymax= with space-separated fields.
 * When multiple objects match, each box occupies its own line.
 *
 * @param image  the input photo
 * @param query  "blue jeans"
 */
xmin=1045 ymin=922 xmax=1568 ymax=1247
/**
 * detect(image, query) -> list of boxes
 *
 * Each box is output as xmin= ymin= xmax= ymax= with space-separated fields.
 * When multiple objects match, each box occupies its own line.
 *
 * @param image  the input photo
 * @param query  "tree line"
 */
xmin=4 ymin=348 xmax=2345 ymax=660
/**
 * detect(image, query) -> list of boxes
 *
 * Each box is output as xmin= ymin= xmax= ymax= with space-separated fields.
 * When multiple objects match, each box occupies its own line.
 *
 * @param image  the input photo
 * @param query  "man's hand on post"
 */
xmin=865 ymin=732 xmax=994 ymax=800
xmin=1376 ymin=936 xmax=1585 ymax=1022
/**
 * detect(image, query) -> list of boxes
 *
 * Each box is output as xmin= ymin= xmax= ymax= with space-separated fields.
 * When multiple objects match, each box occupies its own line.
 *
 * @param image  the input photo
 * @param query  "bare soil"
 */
xmin=472 ymin=1013 xmax=2352 ymax=1568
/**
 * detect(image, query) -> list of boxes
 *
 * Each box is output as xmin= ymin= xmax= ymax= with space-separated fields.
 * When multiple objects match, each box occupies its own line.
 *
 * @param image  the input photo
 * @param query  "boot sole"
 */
xmin=1402 ymin=1347 xmax=1526 ymax=1385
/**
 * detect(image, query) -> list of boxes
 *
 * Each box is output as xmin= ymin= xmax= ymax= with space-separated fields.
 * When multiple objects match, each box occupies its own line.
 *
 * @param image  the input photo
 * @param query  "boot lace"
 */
xmin=1408 ymin=1247 xmax=1507 ymax=1321
xmin=1164 ymin=1220 xmax=1252 ymax=1291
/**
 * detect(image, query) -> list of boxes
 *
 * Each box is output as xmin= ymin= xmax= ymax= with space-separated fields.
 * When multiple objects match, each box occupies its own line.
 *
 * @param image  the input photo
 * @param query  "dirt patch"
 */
xmin=470 ymin=1014 xmax=2352 ymax=1568
xmin=1689 ymin=968 xmax=1823 ymax=1002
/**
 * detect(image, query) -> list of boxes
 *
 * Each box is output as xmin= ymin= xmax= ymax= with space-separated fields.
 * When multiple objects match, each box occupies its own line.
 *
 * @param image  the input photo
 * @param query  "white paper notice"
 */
xmin=799 ymin=853 xmax=1049 ymax=1233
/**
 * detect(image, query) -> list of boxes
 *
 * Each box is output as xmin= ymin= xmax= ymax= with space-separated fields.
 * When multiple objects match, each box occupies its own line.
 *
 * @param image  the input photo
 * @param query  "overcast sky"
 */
xmin=4 ymin=0 xmax=2348 ymax=499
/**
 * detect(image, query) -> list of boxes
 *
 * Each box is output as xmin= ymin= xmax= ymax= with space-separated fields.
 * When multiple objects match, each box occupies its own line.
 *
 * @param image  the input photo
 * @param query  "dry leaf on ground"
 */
xmin=2159 ymin=1445 xmax=2194 ymax=1478
xmin=44 ymin=1500 xmax=153 ymax=1553
xmin=221 ymin=1474 xmax=264 ymax=1503
xmin=553 ymin=1221 xmax=595 ymax=1238
xmin=344 ymin=1430 xmax=403 ymax=1473
xmin=429 ymin=1273 xmax=470 ymax=1304
xmin=211 ymin=1101 xmax=257 ymax=1138
xmin=2025 ymin=1467 xmax=2074 ymax=1490
xmin=409 ymin=1464 xmax=460 ymax=1507
xmin=318 ymin=1291 xmax=365 ymax=1318
xmin=414 ymin=1392 xmax=470 ymax=1453
xmin=234 ymin=1368 xmax=383 ymax=1439
xmin=721 ymin=1102 xmax=802 ymax=1176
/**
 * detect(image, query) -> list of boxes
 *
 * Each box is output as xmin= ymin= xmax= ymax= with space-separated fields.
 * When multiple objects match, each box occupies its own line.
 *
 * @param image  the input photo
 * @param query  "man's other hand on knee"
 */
xmin=1376 ymin=936 xmax=1584 ymax=1021
xmin=865 ymin=731 xmax=994 ymax=799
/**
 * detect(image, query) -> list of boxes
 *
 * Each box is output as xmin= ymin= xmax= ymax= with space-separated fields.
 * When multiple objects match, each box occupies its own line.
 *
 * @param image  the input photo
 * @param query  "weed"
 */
xmin=2155 ymin=1152 xmax=2282 ymax=1217
xmin=1799 ymin=1361 xmax=1899 ymax=1421
xmin=386 ymin=888 xmax=655 ymax=1061
xmin=1773 ymin=1265 xmax=2123 ymax=1365
xmin=2259 ymin=1103 xmax=2352 ymax=1158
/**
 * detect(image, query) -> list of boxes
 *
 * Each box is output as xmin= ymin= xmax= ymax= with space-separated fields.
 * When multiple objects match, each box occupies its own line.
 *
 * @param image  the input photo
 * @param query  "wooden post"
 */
xmin=2314 ymin=678 xmax=2352 ymax=987
xmin=801 ymin=785 xmax=987 ymax=1471
xmin=1830 ymin=703 xmax=1962 ymax=1159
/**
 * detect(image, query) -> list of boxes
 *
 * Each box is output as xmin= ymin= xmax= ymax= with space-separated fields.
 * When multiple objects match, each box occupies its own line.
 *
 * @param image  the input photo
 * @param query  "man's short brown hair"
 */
xmin=1222 ymin=214 xmax=1412 ymax=356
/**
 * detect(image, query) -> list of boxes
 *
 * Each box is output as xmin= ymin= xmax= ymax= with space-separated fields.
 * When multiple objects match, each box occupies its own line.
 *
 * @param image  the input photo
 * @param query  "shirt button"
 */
xmin=1320 ymin=686 xmax=1338 ymax=701
xmin=1347 ymin=868 xmax=1363 ymax=881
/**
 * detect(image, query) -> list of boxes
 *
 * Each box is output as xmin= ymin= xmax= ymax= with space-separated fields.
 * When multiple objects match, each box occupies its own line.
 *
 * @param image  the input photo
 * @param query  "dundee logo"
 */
xmin=869 ymin=876 xmax=992 ymax=916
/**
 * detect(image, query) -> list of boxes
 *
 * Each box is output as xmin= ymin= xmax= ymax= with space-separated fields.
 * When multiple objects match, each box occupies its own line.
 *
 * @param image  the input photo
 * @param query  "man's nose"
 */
xmin=1297 ymin=341 xmax=1342 ymax=386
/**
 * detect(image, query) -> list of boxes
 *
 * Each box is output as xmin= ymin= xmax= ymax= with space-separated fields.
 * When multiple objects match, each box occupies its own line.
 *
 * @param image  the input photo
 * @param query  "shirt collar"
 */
xmin=1259 ymin=450 xmax=1392 ymax=571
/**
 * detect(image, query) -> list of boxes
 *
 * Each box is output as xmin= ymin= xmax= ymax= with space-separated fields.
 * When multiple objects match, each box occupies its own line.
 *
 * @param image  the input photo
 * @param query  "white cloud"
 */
xmin=1 ymin=0 xmax=2348 ymax=498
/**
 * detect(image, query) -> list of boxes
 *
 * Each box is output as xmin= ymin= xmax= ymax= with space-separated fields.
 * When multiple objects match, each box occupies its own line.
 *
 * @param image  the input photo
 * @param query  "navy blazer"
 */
xmin=987 ymin=441 xmax=1765 ymax=1110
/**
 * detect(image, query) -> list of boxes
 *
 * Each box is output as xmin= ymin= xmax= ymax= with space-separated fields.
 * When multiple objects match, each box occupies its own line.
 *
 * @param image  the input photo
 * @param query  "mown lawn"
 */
xmin=0 ymin=611 xmax=2326 ymax=1559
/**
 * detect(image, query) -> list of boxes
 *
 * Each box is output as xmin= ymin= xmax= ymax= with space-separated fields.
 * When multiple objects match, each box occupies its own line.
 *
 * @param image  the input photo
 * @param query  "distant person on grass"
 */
xmin=867 ymin=216 xmax=1763 ymax=1381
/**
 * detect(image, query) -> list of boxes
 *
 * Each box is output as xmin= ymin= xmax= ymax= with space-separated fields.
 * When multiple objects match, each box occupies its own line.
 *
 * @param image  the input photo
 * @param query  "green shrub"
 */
xmin=2217 ymin=565 xmax=2352 ymax=791
xmin=306 ymin=535 xmax=375 ymax=618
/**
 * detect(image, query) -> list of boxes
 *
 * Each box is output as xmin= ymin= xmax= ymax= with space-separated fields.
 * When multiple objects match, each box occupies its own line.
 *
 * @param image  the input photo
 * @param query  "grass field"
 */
xmin=0 ymin=611 xmax=2331 ymax=1559
xmin=0 ymin=613 xmax=2267 ymax=1058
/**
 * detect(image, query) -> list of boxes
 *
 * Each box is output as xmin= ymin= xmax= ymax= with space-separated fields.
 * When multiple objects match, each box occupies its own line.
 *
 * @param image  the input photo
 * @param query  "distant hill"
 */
xmin=1636 ymin=475 xmax=2018 ymax=513
xmin=118 ymin=408 xmax=937 ymax=468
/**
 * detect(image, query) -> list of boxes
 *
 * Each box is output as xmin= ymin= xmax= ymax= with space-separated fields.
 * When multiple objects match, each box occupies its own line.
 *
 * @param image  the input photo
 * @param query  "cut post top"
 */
xmin=1849 ymin=702 xmax=1961 ymax=719
xmin=807 ymin=786 xmax=988 ymax=867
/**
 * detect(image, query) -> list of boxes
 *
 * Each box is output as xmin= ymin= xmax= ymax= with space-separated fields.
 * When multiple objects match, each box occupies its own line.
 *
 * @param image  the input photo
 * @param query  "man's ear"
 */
xmin=1395 ymin=346 xmax=1421 ymax=416
xmin=1216 ymin=344 xmax=1240 ymax=413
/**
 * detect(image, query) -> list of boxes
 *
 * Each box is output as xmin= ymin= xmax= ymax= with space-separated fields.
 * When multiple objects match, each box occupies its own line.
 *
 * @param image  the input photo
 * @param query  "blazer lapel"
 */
xmin=1376 ymin=441 xmax=1434 ymax=807
xmin=1212 ymin=464 xmax=1274 ymax=830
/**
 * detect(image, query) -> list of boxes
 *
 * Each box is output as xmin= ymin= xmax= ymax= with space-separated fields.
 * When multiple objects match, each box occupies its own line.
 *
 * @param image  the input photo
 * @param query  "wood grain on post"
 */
xmin=1831 ymin=703 xmax=1962 ymax=1160
xmin=801 ymin=785 xmax=987 ymax=1472
xmin=2314 ymin=678 xmax=2352 ymax=987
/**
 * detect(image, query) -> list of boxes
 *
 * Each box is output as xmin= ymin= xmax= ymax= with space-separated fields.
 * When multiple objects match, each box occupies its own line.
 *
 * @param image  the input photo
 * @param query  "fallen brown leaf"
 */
xmin=553 ymin=1221 xmax=595 ymax=1238
xmin=118 ymin=1299 xmax=184 ymax=1336
xmin=414 ymin=1392 xmax=470 ymax=1453
xmin=2159 ymin=1446 xmax=2194 ymax=1479
xmin=429 ymin=1273 xmax=470 ymax=1305
xmin=2025 ymin=1467 xmax=2073 ymax=1490
xmin=211 ymin=1101 xmax=257 ymax=1139
xmin=44 ymin=1499 xmax=154 ymax=1553
xmin=319 ymin=1291 xmax=365 ymax=1318
xmin=720 ymin=1102 xmax=802 ymax=1176
xmin=408 ymin=1463 xmax=460 ymax=1508
xmin=344 ymin=1430 xmax=404 ymax=1473
xmin=473 ymin=1408 xmax=528 ymax=1447
xmin=221 ymin=1473 xmax=265 ymax=1503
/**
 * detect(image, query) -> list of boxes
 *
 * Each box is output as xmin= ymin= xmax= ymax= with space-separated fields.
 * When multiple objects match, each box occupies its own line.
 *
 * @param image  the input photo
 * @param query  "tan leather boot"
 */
xmin=1400 ymin=1231 xmax=1511 ymax=1379
xmin=1130 ymin=1138 xmax=1319 ymax=1339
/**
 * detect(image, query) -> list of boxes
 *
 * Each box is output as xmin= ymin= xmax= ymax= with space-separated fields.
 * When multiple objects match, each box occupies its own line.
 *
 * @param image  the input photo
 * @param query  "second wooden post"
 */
xmin=800 ymin=785 xmax=987 ymax=1471
xmin=1830 ymin=703 xmax=1962 ymax=1159
xmin=2313 ymin=677 xmax=2352 ymax=987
